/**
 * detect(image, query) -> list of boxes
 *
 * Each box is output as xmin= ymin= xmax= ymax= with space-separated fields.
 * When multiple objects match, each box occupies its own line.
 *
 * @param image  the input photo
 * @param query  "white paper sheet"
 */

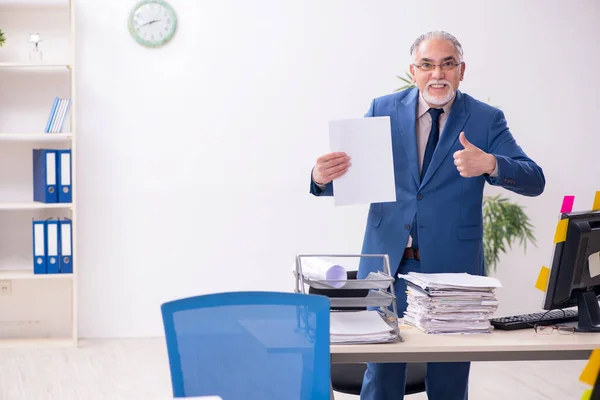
xmin=330 ymin=311 xmax=397 ymax=343
xmin=329 ymin=116 xmax=396 ymax=206
xmin=296 ymin=257 xmax=347 ymax=288
xmin=399 ymin=272 xmax=503 ymax=290
xmin=589 ymin=251 xmax=600 ymax=278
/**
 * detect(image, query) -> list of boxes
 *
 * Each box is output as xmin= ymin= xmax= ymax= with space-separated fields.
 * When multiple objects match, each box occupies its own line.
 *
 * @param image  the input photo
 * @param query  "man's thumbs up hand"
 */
xmin=452 ymin=132 xmax=497 ymax=177
xmin=459 ymin=131 xmax=475 ymax=149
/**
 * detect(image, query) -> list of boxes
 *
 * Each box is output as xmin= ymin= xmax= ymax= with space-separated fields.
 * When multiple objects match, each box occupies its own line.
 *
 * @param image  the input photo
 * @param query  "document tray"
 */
xmin=301 ymin=271 xmax=394 ymax=290
xmin=329 ymin=290 xmax=394 ymax=308
xmin=293 ymin=254 xmax=402 ymax=343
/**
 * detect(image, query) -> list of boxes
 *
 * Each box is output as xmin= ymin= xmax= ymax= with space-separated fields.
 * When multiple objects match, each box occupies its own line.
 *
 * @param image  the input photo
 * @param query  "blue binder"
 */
xmin=33 ymin=149 xmax=58 ymax=203
xmin=44 ymin=97 xmax=60 ymax=133
xmin=58 ymin=219 xmax=73 ymax=274
xmin=57 ymin=149 xmax=72 ymax=203
xmin=46 ymin=219 xmax=60 ymax=274
xmin=32 ymin=220 xmax=47 ymax=274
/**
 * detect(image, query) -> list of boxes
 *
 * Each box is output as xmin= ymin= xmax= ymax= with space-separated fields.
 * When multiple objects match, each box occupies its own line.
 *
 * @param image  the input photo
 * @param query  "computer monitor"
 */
xmin=543 ymin=209 xmax=600 ymax=332
xmin=592 ymin=371 xmax=600 ymax=400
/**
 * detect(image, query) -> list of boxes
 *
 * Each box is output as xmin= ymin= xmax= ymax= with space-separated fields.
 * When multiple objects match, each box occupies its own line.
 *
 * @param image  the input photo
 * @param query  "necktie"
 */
xmin=421 ymin=107 xmax=444 ymax=180
xmin=411 ymin=107 xmax=444 ymax=249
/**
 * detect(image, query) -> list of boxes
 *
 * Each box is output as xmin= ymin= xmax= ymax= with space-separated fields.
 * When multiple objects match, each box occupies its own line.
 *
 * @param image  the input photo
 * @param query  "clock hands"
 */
xmin=141 ymin=6 xmax=163 ymax=28
xmin=139 ymin=19 xmax=163 ymax=28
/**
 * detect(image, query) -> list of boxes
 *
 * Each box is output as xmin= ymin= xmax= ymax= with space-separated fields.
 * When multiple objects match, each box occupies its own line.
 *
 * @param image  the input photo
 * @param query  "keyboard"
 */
xmin=490 ymin=309 xmax=578 ymax=330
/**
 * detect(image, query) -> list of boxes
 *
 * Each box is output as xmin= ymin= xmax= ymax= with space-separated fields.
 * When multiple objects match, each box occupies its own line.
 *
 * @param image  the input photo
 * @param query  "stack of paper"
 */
xmin=398 ymin=272 xmax=502 ymax=334
xmin=329 ymin=311 xmax=397 ymax=344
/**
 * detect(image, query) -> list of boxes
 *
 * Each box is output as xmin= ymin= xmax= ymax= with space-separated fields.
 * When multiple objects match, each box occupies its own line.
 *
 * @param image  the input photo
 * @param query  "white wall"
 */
xmin=70 ymin=0 xmax=600 ymax=337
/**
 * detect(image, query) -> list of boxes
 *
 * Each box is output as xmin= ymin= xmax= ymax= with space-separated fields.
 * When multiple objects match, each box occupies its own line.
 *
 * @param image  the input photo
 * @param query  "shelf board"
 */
xmin=0 ymin=133 xmax=72 ymax=140
xmin=0 ymin=62 xmax=71 ymax=69
xmin=0 ymin=202 xmax=72 ymax=210
xmin=0 ymin=337 xmax=76 ymax=349
xmin=0 ymin=0 xmax=69 ymax=8
xmin=0 ymin=269 xmax=73 ymax=280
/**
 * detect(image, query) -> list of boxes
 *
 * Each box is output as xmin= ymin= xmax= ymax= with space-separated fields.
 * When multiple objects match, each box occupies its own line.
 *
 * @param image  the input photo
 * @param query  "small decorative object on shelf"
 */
xmin=0 ymin=29 xmax=6 ymax=47
xmin=29 ymin=33 xmax=43 ymax=62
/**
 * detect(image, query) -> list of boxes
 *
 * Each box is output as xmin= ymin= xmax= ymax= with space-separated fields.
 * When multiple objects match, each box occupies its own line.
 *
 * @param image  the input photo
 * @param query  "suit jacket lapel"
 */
xmin=419 ymin=90 xmax=470 ymax=189
xmin=395 ymin=89 xmax=420 ymax=187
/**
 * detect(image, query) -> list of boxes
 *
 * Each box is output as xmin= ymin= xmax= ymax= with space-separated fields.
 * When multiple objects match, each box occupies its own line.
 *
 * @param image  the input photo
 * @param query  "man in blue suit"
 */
xmin=309 ymin=31 xmax=545 ymax=399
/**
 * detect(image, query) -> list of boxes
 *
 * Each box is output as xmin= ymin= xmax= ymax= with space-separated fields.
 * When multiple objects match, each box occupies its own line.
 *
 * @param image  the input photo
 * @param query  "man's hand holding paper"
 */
xmin=326 ymin=116 xmax=397 ymax=206
xmin=312 ymin=152 xmax=351 ymax=186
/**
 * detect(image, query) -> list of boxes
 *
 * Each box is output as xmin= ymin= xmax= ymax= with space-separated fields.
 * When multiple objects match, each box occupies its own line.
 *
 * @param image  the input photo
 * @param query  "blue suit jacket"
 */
xmin=310 ymin=88 xmax=545 ymax=278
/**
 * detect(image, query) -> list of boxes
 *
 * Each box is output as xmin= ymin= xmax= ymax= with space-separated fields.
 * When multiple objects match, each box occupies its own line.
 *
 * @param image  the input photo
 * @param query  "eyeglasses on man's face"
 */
xmin=412 ymin=61 xmax=463 ymax=72
xmin=534 ymin=324 xmax=576 ymax=335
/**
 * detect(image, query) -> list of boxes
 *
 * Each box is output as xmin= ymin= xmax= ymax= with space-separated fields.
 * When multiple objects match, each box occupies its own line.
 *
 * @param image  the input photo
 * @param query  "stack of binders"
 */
xmin=33 ymin=149 xmax=72 ymax=203
xmin=32 ymin=218 xmax=73 ymax=274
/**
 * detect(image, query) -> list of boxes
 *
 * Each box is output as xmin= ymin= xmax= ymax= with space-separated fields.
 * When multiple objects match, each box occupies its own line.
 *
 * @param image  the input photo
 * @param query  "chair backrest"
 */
xmin=161 ymin=291 xmax=331 ymax=399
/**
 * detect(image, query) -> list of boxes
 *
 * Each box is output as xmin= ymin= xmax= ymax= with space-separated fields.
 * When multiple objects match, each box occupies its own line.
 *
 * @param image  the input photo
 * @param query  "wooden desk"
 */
xmin=331 ymin=323 xmax=600 ymax=364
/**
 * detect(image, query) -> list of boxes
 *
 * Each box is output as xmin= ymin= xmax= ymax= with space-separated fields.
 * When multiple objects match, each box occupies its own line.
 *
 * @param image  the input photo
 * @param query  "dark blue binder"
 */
xmin=46 ymin=219 xmax=59 ymax=274
xmin=33 ymin=149 xmax=58 ymax=203
xmin=58 ymin=218 xmax=73 ymax=274
xmin=32 ymin=220 xmax=47 ymax=274
xmin=57 ymin=149 xmax=72 ymax=203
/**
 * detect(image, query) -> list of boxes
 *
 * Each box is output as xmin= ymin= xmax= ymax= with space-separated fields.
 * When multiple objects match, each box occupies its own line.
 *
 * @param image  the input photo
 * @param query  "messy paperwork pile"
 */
xmin=398 ymin=272 xmax=502 ymax=334
xmin=330 ymin=310 xmax=398 ymax=344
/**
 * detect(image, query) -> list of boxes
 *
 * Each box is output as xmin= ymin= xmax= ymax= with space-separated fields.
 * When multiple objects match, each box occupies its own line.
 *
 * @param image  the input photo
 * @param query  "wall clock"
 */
xmin=128 ymin=0 xmax=178 ymax=48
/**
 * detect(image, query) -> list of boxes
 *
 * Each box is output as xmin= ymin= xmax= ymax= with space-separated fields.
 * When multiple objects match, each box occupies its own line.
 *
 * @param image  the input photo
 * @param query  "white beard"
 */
xmin=423 ymin=80 xmax=455 ymax=106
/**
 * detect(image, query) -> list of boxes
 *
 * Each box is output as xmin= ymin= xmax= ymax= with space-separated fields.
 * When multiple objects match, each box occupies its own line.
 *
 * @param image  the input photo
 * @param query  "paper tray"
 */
xmin=301 ymin=271 xmax=394 ymax=290
xmin=329 ymin=290 xmax=395 ymax=308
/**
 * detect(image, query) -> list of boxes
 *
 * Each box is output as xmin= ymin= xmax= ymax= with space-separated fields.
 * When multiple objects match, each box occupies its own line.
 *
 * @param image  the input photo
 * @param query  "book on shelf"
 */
xmin=45 ymin=96 xmax=72 ymax=133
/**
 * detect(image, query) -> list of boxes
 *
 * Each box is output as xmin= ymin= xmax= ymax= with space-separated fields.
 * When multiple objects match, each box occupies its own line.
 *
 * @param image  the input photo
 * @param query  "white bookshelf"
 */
xmin=0 ymin=0 xmax=77 ymax=347
xmin=0 ymin=269 xmax=73 ymax=280
xmin=0 ymin=133 xmax=72 ymax=140
xmin=0 ymin=62 xmax=71 ymax=68
xmin=0 ymin=202 xmax=72 ymax=210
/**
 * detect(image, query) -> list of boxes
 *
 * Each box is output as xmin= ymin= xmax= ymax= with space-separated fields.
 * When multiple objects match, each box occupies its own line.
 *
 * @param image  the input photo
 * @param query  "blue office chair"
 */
xmin=161 ymin=291 xmax=331 ymax=399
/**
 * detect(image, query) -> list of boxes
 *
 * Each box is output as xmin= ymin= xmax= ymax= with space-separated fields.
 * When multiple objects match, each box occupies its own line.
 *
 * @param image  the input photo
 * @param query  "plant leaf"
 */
xmin=482 ymin=195 xmax=536 ymax=274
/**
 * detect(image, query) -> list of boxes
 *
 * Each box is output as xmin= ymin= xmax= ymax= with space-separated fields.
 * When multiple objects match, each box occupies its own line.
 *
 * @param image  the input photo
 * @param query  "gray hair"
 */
xmin=410 ymin=31 xmax=464 ymax=62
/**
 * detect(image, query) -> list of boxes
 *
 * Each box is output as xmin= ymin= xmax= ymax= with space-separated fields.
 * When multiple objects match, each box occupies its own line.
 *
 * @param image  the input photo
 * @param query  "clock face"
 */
xmin=128 ymin=0 xmax=177 ymax=48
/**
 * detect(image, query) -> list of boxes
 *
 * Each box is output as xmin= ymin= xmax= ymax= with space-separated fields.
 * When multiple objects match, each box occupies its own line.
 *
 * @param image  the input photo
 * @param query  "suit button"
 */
xmin=404 ymin=224 xmax=411 ymax=230
xmin=417 ymin=194 xmax=424 ymax=200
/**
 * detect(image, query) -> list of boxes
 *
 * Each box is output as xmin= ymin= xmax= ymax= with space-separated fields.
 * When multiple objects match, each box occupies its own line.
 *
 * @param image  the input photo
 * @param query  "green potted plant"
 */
xmin=483 ymin=195 xmax=536 ymax=274
xmin=394 ymin=73 xmax=536 ymax=274
xmin=395 ymin=71 xmax=416 ymax=92
xmin=0 ymin=29 xmax=5 ymax=47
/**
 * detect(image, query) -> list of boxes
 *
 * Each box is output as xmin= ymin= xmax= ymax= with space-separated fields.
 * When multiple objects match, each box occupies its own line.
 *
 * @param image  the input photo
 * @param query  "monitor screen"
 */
xmin=543 ymin=210 xmax=600 ymax=332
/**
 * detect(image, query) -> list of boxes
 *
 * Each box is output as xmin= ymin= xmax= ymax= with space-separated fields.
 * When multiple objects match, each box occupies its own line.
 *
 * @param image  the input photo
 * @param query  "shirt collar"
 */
xmin=417 ymin=91 xmax=456 ymax=119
